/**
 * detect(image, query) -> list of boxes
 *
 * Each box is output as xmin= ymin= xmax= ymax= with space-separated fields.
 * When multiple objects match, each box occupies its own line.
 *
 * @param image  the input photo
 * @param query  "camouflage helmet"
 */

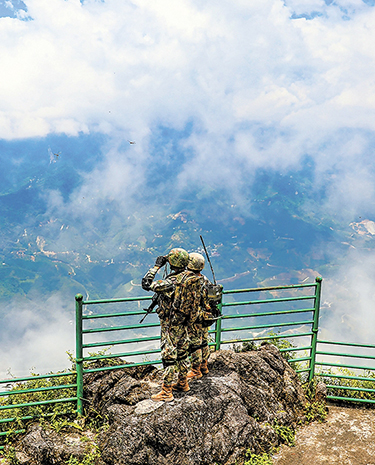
xmin=167 ymin=248 xmax=189 ymax=268
xmin=187 ymin=252 xmax=205 ymax=271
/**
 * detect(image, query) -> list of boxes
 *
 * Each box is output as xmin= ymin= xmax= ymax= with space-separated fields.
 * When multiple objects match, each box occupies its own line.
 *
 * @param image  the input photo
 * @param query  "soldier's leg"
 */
xmin=151 ymin=325 xmax=177 ymax=402
xmin=187 ymin=323 xmax=203 ymax=380
xmin=160 ymin=319 xmax=177 ymax=386
xmin=187 ymin=323 xmax=203 ymax=366
xmin=161 ymin=325 xmax=179 ymax=386
xmin=200 ymin=326 xmax=210 ymax=375
xmin=172 ymin=327 xmax=190 ymax=392
xmin=176 ymin=326 xmax=190 ymax=376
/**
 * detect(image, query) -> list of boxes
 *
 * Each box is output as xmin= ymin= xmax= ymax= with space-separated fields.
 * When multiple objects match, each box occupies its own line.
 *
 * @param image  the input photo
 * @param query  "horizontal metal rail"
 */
xmin=327 ymin=395 xmax=375 ymax=404
xmin=222 ymin=295 xmax=315 ymax=307
xmin=295 ymin=368 xmax=311 ymax=374
xmin=0 ymin=429 xmax=25 ymax=437
xmin=0 ymin=384 xmax=76 ymax=397
xmin=0 ymin=397 xmax=77 ymax=411
xmin=316 ymin=351 xmax=375 ymax=361
xmin=325 ymin=385 xmax=375 ymax=394
xmin=223 ymin=283 xmax=317 ymax=294
xmin=317 ymin=372 xmax=375 ymax=383
xmin=82 ymin=321 xmax=160 ymax=334
xmin=220 ymin=331 xmax=313 ymax=346
xmin=279 ymin=345 xmax=312 ymax=353
xmin=317 ymin=340 xmax=375 ymax=349
xmin=83 ymin=359 xmax=162 ymax=374
xmin=221 ymin=320 xmax=314 ymax=332
xmin=82 ymin=310 xmax=151 ymax=320
xmin=82 ymin=334 xmax=161 ymax=349
xmin=0 ymin=372 xmax=76 ymax=385
xmin=83 ymin=349 xmax=160 ymax=361
xmin=222 ymin=308 xmax=314 ymax=319
xmin=83 ymin=296 xmax=152 ymax=305
xmin=315 ymin=361 xmax=375 ymax=372
xmin=0 ymin=411 xmax=74 ymax=425
xmin=288 ymin=356 xmax=311 ymax=363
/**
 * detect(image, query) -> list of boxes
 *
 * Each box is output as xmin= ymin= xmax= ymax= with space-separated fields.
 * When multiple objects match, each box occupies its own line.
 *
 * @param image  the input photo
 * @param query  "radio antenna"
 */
xmin=200 ymin=235 xmax=217 ymax=285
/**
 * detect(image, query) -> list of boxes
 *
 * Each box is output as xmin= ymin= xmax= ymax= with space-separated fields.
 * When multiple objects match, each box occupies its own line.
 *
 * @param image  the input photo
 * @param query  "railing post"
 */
xmin=75 ymin=294 xmax=84 ymax=417
xmin=215 ymin=294 xmax=223 ymax=351
xmin=309 ymin=277 xmax=322 ymax=383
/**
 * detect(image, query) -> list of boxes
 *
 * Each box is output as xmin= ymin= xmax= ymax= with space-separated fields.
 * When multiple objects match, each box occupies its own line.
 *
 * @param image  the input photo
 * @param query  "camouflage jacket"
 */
xmin=141 ymin=265 xmax=183 ymax=321
xmin=171 ymin=270 xmax=212 ymax=326
xmin=141 ymin=267 xmax=214 ymax=326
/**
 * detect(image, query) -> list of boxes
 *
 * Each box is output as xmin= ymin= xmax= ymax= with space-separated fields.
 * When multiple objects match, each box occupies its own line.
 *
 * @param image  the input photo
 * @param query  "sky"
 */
xmin=1 ymin=0 xmax=375 ymax=376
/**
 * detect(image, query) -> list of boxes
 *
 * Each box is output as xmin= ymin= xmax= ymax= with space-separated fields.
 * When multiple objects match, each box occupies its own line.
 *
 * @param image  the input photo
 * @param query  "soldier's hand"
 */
xmin=155 ymin=255 xmax=167 ymax=267
xmin=141 ymin=277 xmax=151 ymax=291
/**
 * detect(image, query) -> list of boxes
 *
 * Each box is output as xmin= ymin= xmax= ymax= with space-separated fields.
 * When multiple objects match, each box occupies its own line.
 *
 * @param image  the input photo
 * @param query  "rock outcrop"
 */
xmin=11 ymin=344 xmax=307 ymax=465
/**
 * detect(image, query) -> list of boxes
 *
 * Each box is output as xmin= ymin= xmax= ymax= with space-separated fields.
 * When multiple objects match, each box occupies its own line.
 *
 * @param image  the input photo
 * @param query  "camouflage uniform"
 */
xmin=187 ymin=274 xmax=212 ymax=366
xmin=142 ymin=265 xmax=190 ymax=387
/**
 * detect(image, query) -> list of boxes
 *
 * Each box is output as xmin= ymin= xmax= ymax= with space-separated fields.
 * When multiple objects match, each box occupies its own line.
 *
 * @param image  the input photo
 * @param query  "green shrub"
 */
xmin=244 ymin=451 xmax=273 ymax=465
xmin=0 ymin=369 xmax=76 ymax=439
xmin=271 ymin=420 xmax=295 ymax=446
xmin=303 ymin=400 xmax=327 ymax=423
xmin=318 ymin=368 xmax=375 ymax=403
xmin=0 ymin=350 xmax=118 ymax=448
xmin=232 ymin=341 xmax=258 ymax=353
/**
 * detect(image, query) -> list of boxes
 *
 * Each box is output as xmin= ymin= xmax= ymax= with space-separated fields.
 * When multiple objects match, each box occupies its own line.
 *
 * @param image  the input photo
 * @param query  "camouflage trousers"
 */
xmin=187 ymin=323 xmax=210 ymax=366
xmin=160 ymin=320 xmax=189 ymax=386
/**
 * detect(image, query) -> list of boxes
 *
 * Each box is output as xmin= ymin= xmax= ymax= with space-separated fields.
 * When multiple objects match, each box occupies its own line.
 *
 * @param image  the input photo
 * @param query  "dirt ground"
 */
xmin=272 ymin=404 xmax=375 ymax=465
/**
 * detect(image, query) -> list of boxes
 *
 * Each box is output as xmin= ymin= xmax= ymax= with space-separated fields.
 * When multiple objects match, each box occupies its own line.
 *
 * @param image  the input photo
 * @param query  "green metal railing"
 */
xmin=4 ymin=275 xmax=375 ymax=448
xmin=217 ymin=277 xmax=322 ymax=383
xmin=74 ymin=277 xmax=323 ymax=415
xmin=315 ymin=340 xmax=375 ymax=404
xmin=0 ymin=372 xmax=77 ymax=450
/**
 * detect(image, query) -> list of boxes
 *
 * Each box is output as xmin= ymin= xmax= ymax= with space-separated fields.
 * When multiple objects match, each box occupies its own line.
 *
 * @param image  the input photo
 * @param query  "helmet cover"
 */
xmin=187 ymin=252 xmax=205 ymax=271
xmin=167 ymin=248 xmax=189 ymax=268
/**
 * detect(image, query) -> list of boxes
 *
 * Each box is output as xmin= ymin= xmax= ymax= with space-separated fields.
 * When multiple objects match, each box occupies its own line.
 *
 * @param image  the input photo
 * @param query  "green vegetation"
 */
xmin=271 ymin=420 xmax=295 ymax=447
xmin=0 ymin=369 xmax=76 ymax=450
xmin=316 ymin=368 xmax=375 ymax=403
xmin=0 ymin=350 xmax=118 ymax=453
xmin=303 ymin=400 xmax=328 ymax=423
xmin=244 ymin=451 xmax=273 ymax=465
xmin=65 ymin=435 xmax=102 ymax=465
xmin=232 ymin=340 xmax=258 ymax=353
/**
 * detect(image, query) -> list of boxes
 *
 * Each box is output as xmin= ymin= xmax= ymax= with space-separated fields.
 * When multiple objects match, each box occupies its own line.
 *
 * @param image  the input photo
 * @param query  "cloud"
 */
xmin=0 ymin=292 xmax=74 ymax=378
xmin=2 ymin=0 xmax=375 ymax=219
xmin=0 ymin=0 xmax=373 ymax=141
xmin=321 ymin=248 xmax=375 ymax=344
xmin=2 ymin=0 xmax=375 ymax=373
xmin=1 ymin=0 xmax=372 ymax=238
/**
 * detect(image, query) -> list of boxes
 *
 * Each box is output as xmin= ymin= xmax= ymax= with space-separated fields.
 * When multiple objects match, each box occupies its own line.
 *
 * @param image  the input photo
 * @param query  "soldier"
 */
xmin=141 ymin=248 xmax=190 ymax=402
xmin=185 ymin=252 xmax=222 ymax=381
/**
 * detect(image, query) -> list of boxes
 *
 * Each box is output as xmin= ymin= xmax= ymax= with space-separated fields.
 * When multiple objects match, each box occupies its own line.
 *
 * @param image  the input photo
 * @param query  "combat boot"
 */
xmin=200 ymin=360 xmax=209 ymax=375
xmin=186 ymin=365 xmax=203 ymax=380
xmin=151 ymin=384 xmax=174 ymax=402
xmin=172 ymin=374 xmax=190 ymax=392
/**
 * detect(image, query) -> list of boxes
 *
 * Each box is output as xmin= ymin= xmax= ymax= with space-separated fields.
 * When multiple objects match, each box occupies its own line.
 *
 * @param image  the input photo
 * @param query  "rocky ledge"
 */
xmin=10 ymin=343 xmax=307 ymax=465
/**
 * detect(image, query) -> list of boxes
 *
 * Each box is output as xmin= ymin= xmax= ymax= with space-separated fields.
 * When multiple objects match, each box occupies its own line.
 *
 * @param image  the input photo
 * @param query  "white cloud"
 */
xmin=0 ymin=292 xmax=74 ymax=378
xmin=2 ymin=0 xmax=375 ymax=372
xmin=0 ymin=0 xmax=373 ymax=142
xmin=321 ymin=248 xmax=375 ymax=344
xmin=1 ymin=0 xmax=375 ymax=213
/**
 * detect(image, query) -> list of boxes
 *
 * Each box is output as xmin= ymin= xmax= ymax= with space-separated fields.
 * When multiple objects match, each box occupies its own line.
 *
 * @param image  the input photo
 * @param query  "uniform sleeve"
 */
xmin=141 ymin=265 xmax=159 ymax=291
xmin=149 ymin=276 xmax=175 ymax=293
